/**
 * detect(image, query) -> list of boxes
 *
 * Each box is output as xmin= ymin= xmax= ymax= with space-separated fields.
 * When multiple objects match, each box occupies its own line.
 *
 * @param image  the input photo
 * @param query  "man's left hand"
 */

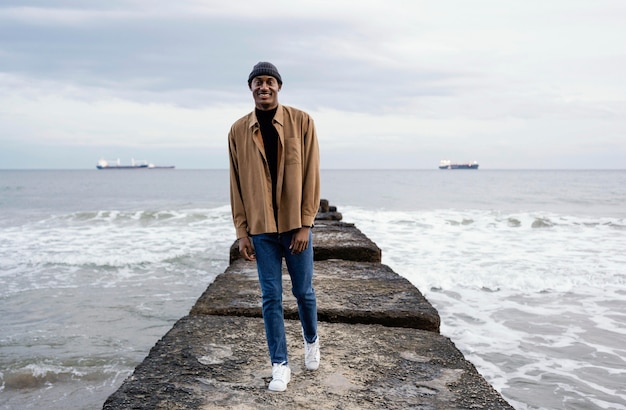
xmin=289 ymin=227 xmax=311 ymax=254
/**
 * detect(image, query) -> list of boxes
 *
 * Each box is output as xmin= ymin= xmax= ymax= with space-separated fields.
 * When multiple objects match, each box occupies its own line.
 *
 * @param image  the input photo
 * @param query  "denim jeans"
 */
xmin=251 ymin=230 xmax=318 ymax=365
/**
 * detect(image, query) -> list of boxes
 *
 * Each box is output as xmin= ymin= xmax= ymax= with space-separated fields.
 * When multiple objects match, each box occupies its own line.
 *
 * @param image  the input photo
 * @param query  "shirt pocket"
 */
xmin=284 ymin=135 xmax=302 ymax=165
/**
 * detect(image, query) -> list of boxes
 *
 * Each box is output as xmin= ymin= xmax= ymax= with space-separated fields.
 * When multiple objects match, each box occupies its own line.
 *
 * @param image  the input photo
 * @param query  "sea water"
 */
xmin=0 ymin=169 xmax=624 ymax=410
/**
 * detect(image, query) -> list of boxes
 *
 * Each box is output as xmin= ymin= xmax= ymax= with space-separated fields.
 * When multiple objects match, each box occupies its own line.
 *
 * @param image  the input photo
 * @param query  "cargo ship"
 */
xmin=96 ymin=159 xmax=175 ymax=169
xmin=439 ymin=160 xmax=479 ymax=170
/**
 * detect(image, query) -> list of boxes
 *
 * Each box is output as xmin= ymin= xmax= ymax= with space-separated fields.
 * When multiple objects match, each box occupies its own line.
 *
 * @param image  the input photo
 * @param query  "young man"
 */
xmin=228 ymin=62 xmax=321 ymax=392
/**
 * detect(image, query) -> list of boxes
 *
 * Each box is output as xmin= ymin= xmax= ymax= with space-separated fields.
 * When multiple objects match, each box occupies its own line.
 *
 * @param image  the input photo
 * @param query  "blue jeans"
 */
xmin=251 ymin=230 xmax=318 ymax=365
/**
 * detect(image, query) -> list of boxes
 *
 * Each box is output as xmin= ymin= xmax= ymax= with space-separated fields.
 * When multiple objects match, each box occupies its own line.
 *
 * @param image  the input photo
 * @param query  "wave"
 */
xmin=52 ymin=206 xmax=233 ymax=227
xmin=2 ymin=205 xmax=624 ymax=293
xmin=0 ymin=207 xmax=234 ymax=274
xmin=333 ymin=208 xmax=626 ymax=409
xmin=1 ymin=360 xmax=124 ymax=390
xmin=0 ymin=356 xmax=135 ymax=410
xmin=341 ymin=207 xmax=626 ymax=293
xmin=0 ymin=185 xmax=25 ymax=192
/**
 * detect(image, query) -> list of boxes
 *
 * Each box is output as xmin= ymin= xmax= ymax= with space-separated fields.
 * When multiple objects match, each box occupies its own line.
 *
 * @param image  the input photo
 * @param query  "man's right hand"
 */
xmin=238 ymin=236 xmax=256 ymax=261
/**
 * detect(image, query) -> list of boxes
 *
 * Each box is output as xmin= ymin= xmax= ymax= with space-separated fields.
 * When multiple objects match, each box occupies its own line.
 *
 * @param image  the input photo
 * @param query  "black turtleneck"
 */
xmin=256 ymin=107 xmax=279 ymax=223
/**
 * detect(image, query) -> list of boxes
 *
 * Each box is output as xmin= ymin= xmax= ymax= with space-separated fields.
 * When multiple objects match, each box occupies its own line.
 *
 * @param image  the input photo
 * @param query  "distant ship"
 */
xmin=96 ymin=159 xmax=175 ymax=170
xmin=439 ymin=160 xmax=479 ymax=170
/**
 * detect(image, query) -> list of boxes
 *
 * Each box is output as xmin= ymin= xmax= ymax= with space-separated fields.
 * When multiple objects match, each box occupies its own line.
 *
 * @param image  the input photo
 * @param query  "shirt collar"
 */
xmin=249 ymin=104 xmax=283 ymax=128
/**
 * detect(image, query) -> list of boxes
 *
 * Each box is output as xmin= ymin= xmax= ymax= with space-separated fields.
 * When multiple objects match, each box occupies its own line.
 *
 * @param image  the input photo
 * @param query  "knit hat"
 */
xmin=248 ymin=62 xmax=283 ymax=86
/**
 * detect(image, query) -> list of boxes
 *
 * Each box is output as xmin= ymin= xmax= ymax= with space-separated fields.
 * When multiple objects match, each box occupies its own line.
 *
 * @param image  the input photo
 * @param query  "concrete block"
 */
xmin=190 ymin=259 xmax=440 ymax=332
xmin=103 ymin=315 xmax=513 ymax=410
xmin=229 ymin=222 xmax=382 ymax=264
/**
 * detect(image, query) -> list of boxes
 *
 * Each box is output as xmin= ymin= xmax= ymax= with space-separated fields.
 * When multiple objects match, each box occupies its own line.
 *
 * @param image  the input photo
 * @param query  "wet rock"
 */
xmin=229 ymin=221 xmax=381 ymax=264
xmin=103 ymin=316 xmax=513 ymax=409
xmin=190 ymin=259 xmax=440 ymax=332
xmin=104 ymin=202 xmax=512 ymax=409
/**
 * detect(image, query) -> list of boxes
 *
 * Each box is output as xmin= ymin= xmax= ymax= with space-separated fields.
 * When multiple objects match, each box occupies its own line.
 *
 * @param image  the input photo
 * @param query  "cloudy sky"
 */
xmin=1 ymin=1 xmax=624 ymax=169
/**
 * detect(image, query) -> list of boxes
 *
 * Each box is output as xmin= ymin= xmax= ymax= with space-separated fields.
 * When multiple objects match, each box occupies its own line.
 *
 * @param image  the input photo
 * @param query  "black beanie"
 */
xmin=248 ymin=62 xmax=283 ymax=86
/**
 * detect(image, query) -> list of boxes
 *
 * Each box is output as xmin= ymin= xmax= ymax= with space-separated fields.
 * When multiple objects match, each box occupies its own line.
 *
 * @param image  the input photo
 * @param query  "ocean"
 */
xmin=0 ymin=169 xmax=624 ymax=410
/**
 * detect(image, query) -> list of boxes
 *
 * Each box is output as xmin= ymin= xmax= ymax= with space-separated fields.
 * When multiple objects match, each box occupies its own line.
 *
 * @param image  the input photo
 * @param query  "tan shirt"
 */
xmin=228 ymin=104 xmax=320 ymax=239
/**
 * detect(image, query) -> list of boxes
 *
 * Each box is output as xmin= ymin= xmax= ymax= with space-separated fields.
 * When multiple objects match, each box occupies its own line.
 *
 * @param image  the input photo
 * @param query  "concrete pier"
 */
xmin=104 ymin=207 xmax=513 ymax=409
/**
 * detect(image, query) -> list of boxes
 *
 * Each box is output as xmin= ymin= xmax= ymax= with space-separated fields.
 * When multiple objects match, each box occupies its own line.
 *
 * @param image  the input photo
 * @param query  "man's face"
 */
xmin=250 ymin=75 xmax=281 ymax=110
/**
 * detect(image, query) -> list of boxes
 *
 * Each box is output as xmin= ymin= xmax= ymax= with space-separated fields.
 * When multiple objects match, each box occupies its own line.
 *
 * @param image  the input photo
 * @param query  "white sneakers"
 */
xmin=267 ymin=338 xmax=320 ymax=391
xmin=304 ymin=338 xmax=320 ymax=371
xmin=268 ymin=362 xmax=291 ymax=392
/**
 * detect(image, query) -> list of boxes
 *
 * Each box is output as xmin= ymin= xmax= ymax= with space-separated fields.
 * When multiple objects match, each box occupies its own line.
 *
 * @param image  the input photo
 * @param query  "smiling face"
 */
xmin=250 ymin=75 xmax=281 ymax=111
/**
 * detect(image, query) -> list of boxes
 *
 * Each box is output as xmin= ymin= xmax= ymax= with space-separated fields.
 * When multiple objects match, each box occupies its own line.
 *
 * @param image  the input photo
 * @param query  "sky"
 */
xmin=1 ymin=1 xmax=625 ymax=169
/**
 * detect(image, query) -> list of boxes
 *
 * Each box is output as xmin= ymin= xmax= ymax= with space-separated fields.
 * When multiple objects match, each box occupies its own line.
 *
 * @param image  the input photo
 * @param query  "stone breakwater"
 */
xmin=104 ymin=201 xmax=513 ymax=409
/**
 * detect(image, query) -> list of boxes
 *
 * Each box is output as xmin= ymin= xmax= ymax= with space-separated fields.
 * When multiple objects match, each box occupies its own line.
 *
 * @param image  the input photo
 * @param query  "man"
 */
xmin=228 ymin=61 xmax=321 ymax=392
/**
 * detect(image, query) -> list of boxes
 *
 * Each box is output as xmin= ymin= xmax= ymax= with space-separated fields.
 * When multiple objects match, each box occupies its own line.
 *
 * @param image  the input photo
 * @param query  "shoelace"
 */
xmin=305 ymin=341 xmax=318 ymax=359
xmin=273 ymin=362 xmax=288 ymax=378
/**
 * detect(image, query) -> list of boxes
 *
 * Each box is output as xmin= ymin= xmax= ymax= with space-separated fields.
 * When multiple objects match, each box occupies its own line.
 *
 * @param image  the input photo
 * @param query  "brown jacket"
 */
xmin=228 ymin=104 xmax=320 ymax=239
